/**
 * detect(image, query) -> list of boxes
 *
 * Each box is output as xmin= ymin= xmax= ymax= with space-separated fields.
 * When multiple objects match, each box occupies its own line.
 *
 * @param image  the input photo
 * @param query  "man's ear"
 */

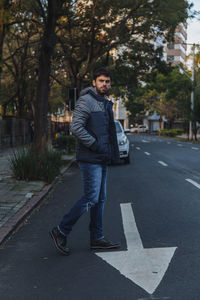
xmin=92 ymin=79 xmax=96 ymax=87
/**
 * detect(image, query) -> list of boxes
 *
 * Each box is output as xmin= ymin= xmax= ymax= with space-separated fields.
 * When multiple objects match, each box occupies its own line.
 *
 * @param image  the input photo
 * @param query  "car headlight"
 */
xmin=119 ymin=136 xmax=127 ymax=145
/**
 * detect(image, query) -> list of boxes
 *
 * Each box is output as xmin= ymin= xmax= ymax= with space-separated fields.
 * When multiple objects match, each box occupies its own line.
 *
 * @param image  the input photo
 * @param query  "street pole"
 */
xmin=189 ymin=44 xmax=195 ymax=141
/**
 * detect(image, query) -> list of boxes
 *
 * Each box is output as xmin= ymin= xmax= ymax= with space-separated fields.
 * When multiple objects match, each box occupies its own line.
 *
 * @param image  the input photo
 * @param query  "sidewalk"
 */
xmin=177 ymin=134 xmax=200 ymax=140
xmin=0 ymin=147 xmax=75 ymax=245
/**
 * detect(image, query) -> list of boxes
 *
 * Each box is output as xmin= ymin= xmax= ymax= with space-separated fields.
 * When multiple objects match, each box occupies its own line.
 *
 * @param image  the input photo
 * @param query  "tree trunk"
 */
xmin=158 ymin=115 xmax=162 ymax=136
xmin=0 ymin=1 xmax=8 ymax=93
xmin=0 ymin=6 xmax=5 ymax=72
xmin=193 ymin=121 xmax=197 ymax=141
xmin=168 ymin=119 xmax=173 ymax=129
xmin=76 ymin=75 xmax=83 ymax=96
xmin=34 ymin=0 xmax=62 ymax=153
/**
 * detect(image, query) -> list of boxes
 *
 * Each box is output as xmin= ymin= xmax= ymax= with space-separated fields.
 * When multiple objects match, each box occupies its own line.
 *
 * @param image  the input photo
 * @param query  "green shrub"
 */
xmin=53 ymin=135 xmax=77 ymax=153
xmin=160 ymin=129 xmax=184 ymax=137
xmin=9 ymin=146 xmax=62 ymax=183
xmin=175 ymin=129 xmax=184 ymax=135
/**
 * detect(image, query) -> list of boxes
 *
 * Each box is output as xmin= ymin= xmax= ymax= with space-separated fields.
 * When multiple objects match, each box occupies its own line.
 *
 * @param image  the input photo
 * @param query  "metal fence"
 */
xmin=0 ymin=117 xmax=32 ymax=148
xmin=0 ymin=118 xmax=71 ymax=149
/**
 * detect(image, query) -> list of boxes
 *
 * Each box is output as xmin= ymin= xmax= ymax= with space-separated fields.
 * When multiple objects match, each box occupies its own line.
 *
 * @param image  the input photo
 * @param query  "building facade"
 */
xmin=112 ymin=97 xmax=129 ymax=129
xmin=165 ymin=23 xmax=187 ymax=65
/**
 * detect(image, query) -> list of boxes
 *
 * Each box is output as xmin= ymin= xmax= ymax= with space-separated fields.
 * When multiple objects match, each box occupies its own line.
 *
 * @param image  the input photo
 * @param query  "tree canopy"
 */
xmin=125 ymin=67 xmax=192 ymax=127
xmin=0 ymin=0 xmax=194 ymax=149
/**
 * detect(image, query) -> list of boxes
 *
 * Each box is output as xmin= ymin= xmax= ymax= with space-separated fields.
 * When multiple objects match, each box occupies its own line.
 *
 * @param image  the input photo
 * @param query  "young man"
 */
xmin=50 ymin=68 xmax=120 ymax=255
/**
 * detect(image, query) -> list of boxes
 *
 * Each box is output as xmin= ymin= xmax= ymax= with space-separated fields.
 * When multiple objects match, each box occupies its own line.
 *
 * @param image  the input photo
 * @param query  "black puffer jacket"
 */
xmin=70 ymin=87 xmax=120 ymax=165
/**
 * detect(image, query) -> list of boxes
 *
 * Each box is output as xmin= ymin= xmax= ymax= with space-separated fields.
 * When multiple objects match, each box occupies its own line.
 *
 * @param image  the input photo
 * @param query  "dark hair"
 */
xmin=93 ymin=68 xmax=112 ymax=81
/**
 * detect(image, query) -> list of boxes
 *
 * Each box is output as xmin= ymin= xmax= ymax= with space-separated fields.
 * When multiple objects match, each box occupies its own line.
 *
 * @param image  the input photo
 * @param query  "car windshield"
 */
xmin=115 ymin=122 xmax=123 ymax=133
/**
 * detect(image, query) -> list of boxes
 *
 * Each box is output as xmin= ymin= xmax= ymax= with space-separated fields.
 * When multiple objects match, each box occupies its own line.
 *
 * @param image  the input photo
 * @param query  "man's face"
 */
xmin=93 ymin=75 xmax=111 ymax=96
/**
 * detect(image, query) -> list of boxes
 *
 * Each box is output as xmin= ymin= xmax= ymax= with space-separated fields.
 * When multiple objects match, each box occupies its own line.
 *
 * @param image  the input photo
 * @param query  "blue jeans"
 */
xmin=59 ymin=162 xmax=108 ymax=241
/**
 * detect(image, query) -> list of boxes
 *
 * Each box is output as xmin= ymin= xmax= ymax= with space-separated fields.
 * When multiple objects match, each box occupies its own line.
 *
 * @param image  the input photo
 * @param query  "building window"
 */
xmin=168 ymin=44 xmax=175 ymax=49
xmin=167 ymin=56 xmax=174 ymax=61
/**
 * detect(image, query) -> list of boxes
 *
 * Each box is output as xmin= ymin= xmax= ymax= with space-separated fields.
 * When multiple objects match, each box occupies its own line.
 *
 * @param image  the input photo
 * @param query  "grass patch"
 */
xmin=9 ymin=146 xmax=63 ymax=183
xmin=173 ymin=136 xmax=200 ymax=143
xmin=160 ymin=129 xmax=184 ymax=137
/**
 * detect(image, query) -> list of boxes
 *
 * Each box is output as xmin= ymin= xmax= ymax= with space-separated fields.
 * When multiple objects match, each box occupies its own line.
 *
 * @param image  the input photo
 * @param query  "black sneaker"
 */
xmin=50 ymin=227 xmax=70 ymax=255
xmin=90 ymin=238 xmax=120 ymax=250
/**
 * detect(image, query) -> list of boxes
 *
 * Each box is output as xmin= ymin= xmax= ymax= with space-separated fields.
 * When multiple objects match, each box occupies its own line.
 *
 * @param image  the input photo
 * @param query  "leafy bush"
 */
xmin=175 ymin=129 xmax=184 ymax=135
xmin=9 ymin=146 xmax=62 ymax=183
xmin=160 ymin=129 xmax=184 ymax=137
xmin=53 ymin=135 xmax=77 ymax=153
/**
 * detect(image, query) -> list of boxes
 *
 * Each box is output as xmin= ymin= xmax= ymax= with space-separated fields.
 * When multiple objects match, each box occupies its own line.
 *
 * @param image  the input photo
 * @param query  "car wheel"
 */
xmin=124 ymin=154 xmax=130 ymax=164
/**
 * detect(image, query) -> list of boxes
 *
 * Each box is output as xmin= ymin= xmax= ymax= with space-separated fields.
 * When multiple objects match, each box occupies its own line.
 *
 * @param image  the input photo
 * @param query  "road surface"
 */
xmin=0 ymin=134 xmax=200 ymax=300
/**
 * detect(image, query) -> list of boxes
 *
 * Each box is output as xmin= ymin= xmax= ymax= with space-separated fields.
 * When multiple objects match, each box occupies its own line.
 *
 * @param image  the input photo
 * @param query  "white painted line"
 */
xmin=167 ymin=142 xmax=171 ymax=144
xmin=144 ymin=152 xmax=150 ymax=156
xmin=96 ymin=203 xmax=177 ymax=295
xmin=177 ymin=144 xmax=182 ymax=147
xmin=185 ymin=179 xmax=200 ymax=190
xmin=136 ymin=147 xmax=140 ymax=150
xmin=142 ymin=140 xmax=150 ymax=143
xmin=192 ymin=147 xmax=199 ymax=150
xmin=158 ymin=161 xmax=168 ymax=167
xmin=25 ymin=192 xmax=34 ymax=199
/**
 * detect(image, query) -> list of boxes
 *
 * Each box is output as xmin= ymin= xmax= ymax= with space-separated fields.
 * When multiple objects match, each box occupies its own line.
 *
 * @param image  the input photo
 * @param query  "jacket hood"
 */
xmin=80 ymin=86 xmax=108 ymax=103
xmin=80 ymin=87 xmax=113 ymax=108
xmin=80 ymin=87 xmax=96 ymax=97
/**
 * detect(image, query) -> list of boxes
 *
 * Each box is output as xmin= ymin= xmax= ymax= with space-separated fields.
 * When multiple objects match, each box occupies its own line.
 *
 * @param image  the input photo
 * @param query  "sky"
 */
xmin=187 ymin=0 xmax=200 ymax=46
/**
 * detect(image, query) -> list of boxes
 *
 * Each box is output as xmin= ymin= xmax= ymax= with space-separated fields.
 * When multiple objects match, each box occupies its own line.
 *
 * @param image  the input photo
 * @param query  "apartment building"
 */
xmin=166 ymin=23 xmax=187 ymax=65
xmin=112 ymin=97 xmax=129 ymax=129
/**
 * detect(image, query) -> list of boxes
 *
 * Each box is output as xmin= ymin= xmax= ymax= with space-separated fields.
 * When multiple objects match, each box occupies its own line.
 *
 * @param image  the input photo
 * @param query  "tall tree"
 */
xmin=128 ymin=67 xmax=192 ymax=128
xmin=54 ymin=0 xmax=191 ymax=92
xmin=0 ymin=0 xmax=43 ymax=117
xmin=33 ymin=0 xmax=66 ymax=153
xmin=0 ymin=0 xmax=193 ymax=150
xmin=0 ymin=0 xmax=10 ymax=74
xmin=0 ymin=0 xmax=12 ymax=97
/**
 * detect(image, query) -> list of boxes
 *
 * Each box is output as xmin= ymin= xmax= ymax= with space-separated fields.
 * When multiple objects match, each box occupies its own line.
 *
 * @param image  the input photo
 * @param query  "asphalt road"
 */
xmin=0 ymin=134 xmax=200 ymax=300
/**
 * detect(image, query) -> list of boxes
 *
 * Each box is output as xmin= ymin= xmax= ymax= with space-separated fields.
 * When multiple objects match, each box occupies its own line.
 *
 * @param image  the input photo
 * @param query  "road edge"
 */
xmin=0 ymin=157 xmax=76 ymax=246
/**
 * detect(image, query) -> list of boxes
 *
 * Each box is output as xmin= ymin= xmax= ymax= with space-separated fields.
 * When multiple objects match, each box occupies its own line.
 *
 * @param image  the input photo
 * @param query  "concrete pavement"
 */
xmin=0 ymin=147 xmax=75 ymax=245
xmin=177 ymin=133 xmax=200 ymax=140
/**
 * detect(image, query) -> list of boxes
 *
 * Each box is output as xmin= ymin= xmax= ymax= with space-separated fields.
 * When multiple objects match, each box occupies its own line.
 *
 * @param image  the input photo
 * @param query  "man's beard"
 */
xmin=95 ymin=87 xmax=108 ymax=96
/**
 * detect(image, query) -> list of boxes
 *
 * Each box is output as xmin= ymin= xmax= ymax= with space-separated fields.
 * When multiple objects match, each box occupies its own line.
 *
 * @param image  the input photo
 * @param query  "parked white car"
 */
xmin=115 ymin=120 xmax=130 ymax=164
xmin=130 ymin=124 xmax=149 ymax=133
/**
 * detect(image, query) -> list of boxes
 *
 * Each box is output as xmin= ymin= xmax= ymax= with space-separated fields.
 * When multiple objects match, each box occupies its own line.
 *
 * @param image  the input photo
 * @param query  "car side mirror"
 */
xmin=124 ymin=129 xmax=130 ymax=134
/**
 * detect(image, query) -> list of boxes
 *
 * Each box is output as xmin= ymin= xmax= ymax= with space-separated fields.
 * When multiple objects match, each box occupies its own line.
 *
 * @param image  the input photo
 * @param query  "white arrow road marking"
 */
xmin=136 ymin=147 xmax=141 ymax=150
xmin=96 ymin=203 xmax=177 ymax=295
xmin=158 ymin=161 xmax=168 ymax=167
xmin=185 ymin=179 xmax=200 ymax=190
xmin=177 ymin=144 xmax=182 ymax=147
xmin=144 ymin=152 xmax=151 ymax=156
xmin=167 ymin=142 xmax=171 ymax=144
xmin=191 ymin=147 xmax=199 ymax=150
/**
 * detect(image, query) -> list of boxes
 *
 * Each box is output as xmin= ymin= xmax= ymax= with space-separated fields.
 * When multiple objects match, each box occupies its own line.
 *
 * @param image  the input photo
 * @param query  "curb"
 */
xmin=0 ymin=157 xmax=76 ymax=246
